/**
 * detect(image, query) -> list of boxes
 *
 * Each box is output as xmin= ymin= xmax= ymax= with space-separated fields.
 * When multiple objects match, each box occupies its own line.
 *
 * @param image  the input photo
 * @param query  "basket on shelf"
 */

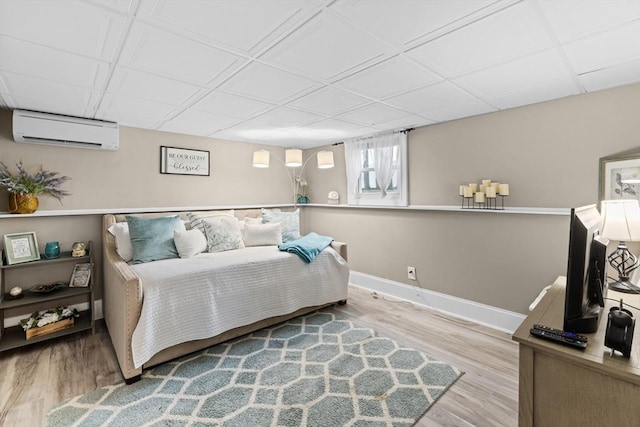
xmin=20 ymin=307 xmax=78 ymax=340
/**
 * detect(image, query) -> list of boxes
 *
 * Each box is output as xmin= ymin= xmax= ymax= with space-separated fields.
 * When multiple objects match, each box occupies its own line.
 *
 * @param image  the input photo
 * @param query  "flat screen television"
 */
xmin=563 ymin=204 xmax=609 ymax=333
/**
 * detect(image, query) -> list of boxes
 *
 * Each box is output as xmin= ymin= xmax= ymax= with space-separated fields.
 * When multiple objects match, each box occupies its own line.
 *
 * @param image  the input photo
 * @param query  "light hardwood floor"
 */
xmin=0 ymin=285 xmax=519 ymax=426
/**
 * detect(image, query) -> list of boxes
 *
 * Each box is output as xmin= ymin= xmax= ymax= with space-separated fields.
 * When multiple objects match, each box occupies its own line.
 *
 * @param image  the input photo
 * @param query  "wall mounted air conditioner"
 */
xmin=12 ymin=109 xmax=119 ymax=150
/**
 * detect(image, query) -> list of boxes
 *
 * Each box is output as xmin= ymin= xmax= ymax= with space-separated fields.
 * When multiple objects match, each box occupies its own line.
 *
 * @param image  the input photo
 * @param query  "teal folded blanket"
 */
xmin=278 ymin=232 xmax=333 ymax=263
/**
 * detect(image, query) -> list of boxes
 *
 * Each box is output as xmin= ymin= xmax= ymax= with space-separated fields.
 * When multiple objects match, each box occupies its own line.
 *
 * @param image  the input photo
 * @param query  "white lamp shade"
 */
xmin=285 ymin=149 xmax=302 ymax=167
xmin=252 ymin=150 xmax=270 ymax=168
xmin=317 ymin=151 xmax=334 ymax=169
xmin=600 ymin=199 xmax=640 ymax=242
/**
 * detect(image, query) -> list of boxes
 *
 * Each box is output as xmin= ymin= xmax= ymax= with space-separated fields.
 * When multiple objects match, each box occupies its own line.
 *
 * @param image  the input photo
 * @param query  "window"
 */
xmin=345 ymin=131 xmax=408 ymax=206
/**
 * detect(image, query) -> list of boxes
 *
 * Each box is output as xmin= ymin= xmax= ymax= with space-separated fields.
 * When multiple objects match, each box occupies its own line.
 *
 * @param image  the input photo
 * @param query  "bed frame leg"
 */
xmin=124 ymin=375 xmax=142 ymax=385
xmin=337 ymin=299 xmax=347 ymax=305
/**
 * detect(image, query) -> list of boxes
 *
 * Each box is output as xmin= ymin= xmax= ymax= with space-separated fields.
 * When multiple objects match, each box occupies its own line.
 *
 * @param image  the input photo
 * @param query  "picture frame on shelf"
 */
xmin=69 ymin=263 xmax=92 ymax=288
xmin=2 ymin=232 xmax=40 ymax=265
xmin=160 ymin=146 xmax=210 ymax=176
xmin=600 ymin=152 xmax=640 ymax=203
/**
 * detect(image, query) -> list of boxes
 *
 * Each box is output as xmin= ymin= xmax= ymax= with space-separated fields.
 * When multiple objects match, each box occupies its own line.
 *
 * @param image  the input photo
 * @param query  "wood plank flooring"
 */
xmin=0 ymin=285 xmax=519 ymax=426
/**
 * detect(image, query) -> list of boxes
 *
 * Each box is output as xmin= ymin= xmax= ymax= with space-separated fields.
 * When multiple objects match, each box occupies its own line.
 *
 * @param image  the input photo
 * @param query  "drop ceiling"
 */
xmin=0 ymin=0 xmax=638 ymax=149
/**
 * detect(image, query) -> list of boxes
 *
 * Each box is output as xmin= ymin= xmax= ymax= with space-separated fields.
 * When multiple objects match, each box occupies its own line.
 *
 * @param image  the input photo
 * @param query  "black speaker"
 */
xmin=604 ymin=306 xmax=635 ymax=358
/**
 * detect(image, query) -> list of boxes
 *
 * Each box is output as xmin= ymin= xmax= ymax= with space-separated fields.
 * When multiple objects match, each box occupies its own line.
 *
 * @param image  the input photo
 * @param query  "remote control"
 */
xmin=530 ymin=324 xmax=588 ymax=349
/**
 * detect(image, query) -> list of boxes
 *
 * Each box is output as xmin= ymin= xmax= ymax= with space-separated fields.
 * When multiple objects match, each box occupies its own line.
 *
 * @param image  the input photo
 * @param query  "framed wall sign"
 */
xmin=3 ymin=232 xmax=41 ymax=265
xmin=160 ymin=146 xmax=210 ymax=176
xmin=599 ymin=152 xmax=640 ymax=203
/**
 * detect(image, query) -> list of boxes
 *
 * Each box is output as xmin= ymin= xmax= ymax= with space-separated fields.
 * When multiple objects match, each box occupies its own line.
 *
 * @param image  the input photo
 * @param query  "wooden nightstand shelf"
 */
xmin=0 ymin=241 xmax=95 ymax=352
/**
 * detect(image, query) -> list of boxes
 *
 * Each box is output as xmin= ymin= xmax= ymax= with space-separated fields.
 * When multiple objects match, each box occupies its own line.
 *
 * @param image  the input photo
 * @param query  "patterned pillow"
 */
xmin=203 ymin=216 xmax=245 ymax=253
xmin=187 ymin=210 xmax=234 ymax=235
xmin=261 ymin=208 xmax=300 ymax=242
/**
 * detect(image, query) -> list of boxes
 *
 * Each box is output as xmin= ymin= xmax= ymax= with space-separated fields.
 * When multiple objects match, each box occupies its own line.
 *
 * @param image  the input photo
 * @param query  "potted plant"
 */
xmin=295 ymin=175 xmax=309 ymax=204
xmin=0 ymin=161 xmax=71 ymax=214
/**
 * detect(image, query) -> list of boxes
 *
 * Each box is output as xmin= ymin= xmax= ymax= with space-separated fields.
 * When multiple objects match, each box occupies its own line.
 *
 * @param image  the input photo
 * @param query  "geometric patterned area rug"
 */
xmin=48 ymin=311 xmax=463 ymax=426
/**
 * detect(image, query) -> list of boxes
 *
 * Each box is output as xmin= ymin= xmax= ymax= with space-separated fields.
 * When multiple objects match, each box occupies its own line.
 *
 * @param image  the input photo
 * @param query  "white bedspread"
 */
xmin=130 ymin=246 xmax=349 ymax=368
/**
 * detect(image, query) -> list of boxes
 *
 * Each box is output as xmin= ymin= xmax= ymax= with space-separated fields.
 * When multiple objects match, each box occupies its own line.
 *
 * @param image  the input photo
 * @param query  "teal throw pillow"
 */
xmin=126 ymin=215 xmax=183 ymax=264
xmin=261 ymin=208 xmax=300 ymax=242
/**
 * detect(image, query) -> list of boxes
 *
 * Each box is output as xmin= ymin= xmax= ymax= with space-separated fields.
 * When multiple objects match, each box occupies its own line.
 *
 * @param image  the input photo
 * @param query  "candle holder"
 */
xmin=459 ymin=179 xmax=509 ymax=210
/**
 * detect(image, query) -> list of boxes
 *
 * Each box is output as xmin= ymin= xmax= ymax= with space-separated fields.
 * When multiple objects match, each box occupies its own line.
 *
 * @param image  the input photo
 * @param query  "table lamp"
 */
xmin=600 ymin=199 xmax=640 ymax=293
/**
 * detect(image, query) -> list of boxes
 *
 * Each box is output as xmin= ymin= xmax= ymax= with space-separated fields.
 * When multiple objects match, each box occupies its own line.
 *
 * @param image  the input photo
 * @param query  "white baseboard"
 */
xmin=349 ymin=271 xmax=526 ymax=334
xmin=4 ymin=299 xmax=104 ymax=328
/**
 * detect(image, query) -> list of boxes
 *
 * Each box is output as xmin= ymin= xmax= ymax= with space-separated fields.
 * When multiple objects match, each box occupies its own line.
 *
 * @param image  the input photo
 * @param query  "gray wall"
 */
xmin=304 ymin=83 xmax=640 ymax=313
xmin=1 ymin=83 xmax=638 ymax=314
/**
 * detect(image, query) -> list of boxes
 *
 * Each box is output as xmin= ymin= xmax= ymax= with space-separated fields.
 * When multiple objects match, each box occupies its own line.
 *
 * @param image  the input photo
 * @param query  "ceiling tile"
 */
xmin=218 ymin=62 xmax=319 ymax=103
xmin=6 ymin=93 xmax=90 ymax=117
xmin=453 ymin=49 xmax=577 ymax=96
xmin=539 ymin=0 xmax=640 ymax=42
xmin=407 ymin=1 xmax=554 ymax=77
xmin=372 ymin=114 xmax=433 ymax=131
xmin=578 ymin=58 xmax=640 ymax=92
xmin=0 ymin=0 xmax=126 ymax=61
xmin=253 ymin=107 xmax=325 ymax=128
xmin=260 ymin=11 xmax=388 ymax=80
xmin=1 ymin=72 xmax=99 ymax=109
xmin=286 ymin=86 xmax=371 ymax=116
xmin=194 ymin=91 xmax=275 ymax=119
xmin=108 ymin=67 xmax=204 ymax=106
xmin=0 ymin=36 xmax=109 ymax=89
xmin=137 ymin=0 xmax=319 ymax=54
xmin=338 ymin=103 xmax=408 ymax=127
xmin=483 ymin=76 xmax=581 ymax=110
xmin=386 ymin=81 xmax=494 ymax=121
xmin=119 ymin=23 xmax=245 ymax=85
xmin=336 ymin=56 xmax=442 ymax=99
xmin=562 ymin=21 xmax=640 ymax=74
xmin=96 ymin=93 xmax=176 ymax=128
xmin=329 ymin=0 xmax=494 ymax=47
xmin=160 ymin=109 xmax=241 ymax=136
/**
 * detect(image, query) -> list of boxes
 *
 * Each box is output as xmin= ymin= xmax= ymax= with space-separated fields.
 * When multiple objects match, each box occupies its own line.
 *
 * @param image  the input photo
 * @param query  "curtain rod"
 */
xmin=331 ymin=127 xmax=414 ymax=146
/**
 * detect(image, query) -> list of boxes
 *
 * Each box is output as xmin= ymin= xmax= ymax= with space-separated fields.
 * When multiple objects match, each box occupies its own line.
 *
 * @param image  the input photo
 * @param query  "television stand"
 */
xmin=512 ymin=276 xmax=640 ymax=426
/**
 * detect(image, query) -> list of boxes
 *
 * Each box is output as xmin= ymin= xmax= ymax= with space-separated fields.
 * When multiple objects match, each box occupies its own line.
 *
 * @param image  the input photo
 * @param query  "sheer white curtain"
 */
xmin=372 ymin=130 xmax=399 ymax=197
xmin=345 ymin=138 xmax=369 ymax=203
xmin=344 ymin=130 xmax=408 ymax=206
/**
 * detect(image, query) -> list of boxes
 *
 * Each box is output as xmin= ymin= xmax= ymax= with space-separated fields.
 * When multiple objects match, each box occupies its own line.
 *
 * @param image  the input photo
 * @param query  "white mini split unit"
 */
xmin=12 ymin=109 xmax=119 ymax=150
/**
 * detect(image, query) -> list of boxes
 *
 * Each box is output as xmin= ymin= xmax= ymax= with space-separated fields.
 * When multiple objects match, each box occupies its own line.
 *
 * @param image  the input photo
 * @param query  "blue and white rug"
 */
xmin=48 ymin=311 xmax=462 ymax=426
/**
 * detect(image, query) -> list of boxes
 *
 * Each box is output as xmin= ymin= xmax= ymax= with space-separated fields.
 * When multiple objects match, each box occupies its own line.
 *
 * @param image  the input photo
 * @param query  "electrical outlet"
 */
xmin=407 ymin=266 xmax=416 ymax=280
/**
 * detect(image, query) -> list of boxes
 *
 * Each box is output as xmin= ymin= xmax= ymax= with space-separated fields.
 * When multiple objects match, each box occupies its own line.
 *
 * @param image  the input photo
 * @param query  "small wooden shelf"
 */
xmin=0 ymin=311 xmax=92 ymax=352
xmin=0 ymin=242 xmax=94 ymax=353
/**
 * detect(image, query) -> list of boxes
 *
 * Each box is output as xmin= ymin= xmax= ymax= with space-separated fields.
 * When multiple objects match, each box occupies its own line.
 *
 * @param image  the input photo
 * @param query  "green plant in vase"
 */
xmin=0 ymin=161 xmax=71 ymax=214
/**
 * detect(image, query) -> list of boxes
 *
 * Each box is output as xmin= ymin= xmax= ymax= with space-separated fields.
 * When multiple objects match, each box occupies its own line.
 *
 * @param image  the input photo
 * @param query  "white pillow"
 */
xmin=108 ymin=222 xmax=133 ymax=262
xmin=244 ymin=223 xmax=283 ymax=247
xmin=238 ymin=217 xmax=262 ymax=236
xmin=174 ymin=229 xmax=207 ymax=258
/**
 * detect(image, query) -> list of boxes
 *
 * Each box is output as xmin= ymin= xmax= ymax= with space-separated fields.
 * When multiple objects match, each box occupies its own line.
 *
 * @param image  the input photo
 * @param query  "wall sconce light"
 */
xmin=252 ymin=148 xmax=335 ymax=204
xmin=600 ymin=199 xmax=640 ymax=293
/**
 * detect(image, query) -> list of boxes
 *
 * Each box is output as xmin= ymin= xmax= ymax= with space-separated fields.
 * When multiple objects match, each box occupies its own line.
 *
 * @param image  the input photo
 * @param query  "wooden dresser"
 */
xmin=512 ymin=276 xmax=640 ymax=426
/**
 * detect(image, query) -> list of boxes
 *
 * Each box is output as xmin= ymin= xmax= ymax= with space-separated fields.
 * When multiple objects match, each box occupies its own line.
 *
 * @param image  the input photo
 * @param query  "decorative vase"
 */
xmin=44 ymin=242 xmax=61 ymax=259
xmin=8 ymin=193 xmax=39 ymax=214
xmin=297 ymin=196 xmax=308 ymax=204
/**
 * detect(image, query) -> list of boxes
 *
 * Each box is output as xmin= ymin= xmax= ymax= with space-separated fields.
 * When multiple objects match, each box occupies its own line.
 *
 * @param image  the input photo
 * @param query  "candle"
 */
xmin=482 ymin=179 xmax=491 ymax=186
xmin=459 ymin=185 xmax=466 ymax=196
xmin=499 ymin=183 xmax=510 ymax=196
xmin=486 ymin=187 xmax=497 ymax=198
xmin=491 ymin=182 xmax=499 ymax=191
xmin=463 ymin=187 xmax=473 ymax=197
xmin=475 ymin=191 xmax=485 ymax=203
xmin=480 ymin=184 xmax=487 ymax=193
xmin=468 ymin=183 xmax=478 ymax=192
